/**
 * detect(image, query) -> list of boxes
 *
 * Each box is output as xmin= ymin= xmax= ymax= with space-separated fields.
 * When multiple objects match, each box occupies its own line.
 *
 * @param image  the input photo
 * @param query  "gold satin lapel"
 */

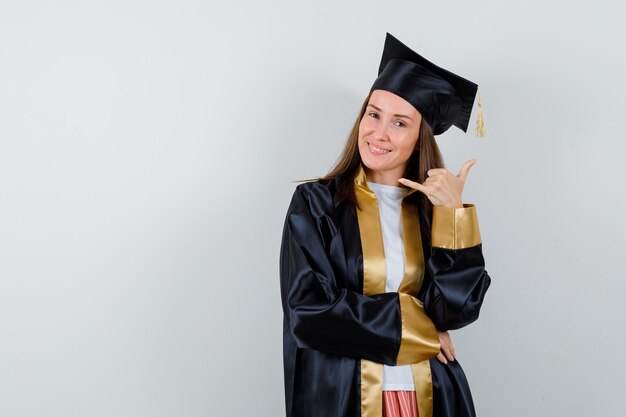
xmin=361 ymin=360 xmax=383 ymax=417
xmin=411 ymin=360 xmax=433 ymax=417
xmin=354 ymin=163 xmax=433 ymax=417
xmin=400 ymin=189 xmax=433 ymax=417
xmin=398 ymin=199 xmax=424 ymax=295
xmin=354 ymin=164 xmax=384 ymax=417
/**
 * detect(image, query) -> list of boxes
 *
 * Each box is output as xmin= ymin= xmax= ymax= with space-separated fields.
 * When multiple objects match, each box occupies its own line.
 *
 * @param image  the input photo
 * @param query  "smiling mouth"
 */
xmin=368 ymin=142 xmax=391 ymax=155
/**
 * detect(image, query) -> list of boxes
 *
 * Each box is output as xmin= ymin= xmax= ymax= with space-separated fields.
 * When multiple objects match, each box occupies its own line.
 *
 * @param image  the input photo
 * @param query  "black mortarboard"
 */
xmin=370 ymin=32 xmax=485 ymax=136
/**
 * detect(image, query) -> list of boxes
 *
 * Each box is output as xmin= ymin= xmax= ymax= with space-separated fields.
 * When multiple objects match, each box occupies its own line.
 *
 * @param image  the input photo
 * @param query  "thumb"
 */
xmin=457 ymin=159 xmax=477 ymax=181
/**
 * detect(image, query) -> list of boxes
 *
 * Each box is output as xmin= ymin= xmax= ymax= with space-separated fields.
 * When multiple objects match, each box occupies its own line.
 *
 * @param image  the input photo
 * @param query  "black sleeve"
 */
xmin=420 ymin=204 xmax=492 ymax=332
xmin=279 ymin=184 xmax=441 ymax=365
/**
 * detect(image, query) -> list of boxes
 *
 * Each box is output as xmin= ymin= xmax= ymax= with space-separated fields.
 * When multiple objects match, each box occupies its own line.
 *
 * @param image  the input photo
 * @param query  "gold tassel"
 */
xmin=475 ymin=86 xmax=486 ymax=138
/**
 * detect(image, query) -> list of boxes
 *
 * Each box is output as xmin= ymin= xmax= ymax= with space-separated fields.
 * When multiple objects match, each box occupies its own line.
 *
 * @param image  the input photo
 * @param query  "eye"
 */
xmin=368 ymin=112 xmax=379 ymax=119
xmin=395 ymin=120 xmax=407 ymax=128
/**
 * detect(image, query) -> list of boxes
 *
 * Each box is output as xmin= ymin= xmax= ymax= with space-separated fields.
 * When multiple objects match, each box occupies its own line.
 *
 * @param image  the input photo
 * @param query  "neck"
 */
xmin=364 ymin=165 xmax=406 ymax=187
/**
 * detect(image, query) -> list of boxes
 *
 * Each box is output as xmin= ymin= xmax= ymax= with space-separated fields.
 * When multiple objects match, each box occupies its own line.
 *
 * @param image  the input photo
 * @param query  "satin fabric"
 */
xmin=279 ymin=173 xmax=491 ymax=417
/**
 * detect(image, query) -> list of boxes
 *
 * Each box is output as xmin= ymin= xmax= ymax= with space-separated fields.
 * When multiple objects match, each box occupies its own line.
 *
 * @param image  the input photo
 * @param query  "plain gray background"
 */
xmin=1 ymin=1 xmax=625 ymax=416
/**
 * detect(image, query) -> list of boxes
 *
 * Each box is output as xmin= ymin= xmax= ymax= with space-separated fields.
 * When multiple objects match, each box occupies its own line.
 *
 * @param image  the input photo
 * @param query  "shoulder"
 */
xmin=290 ymin=179 xmax=338 ymax=216
xmin=293 ymin=178 xmax=336 ymax=198
xmin=295 ymin=179 xmax=331 ymax=194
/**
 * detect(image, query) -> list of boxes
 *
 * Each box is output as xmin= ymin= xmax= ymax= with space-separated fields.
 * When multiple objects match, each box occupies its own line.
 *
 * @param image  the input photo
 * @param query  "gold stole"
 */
xmin=354 ymin=163 xmax=434 ymax=417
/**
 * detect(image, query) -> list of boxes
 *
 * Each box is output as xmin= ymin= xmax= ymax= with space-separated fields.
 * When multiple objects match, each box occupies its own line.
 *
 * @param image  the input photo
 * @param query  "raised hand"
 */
xmin=398 ymin=159 xmax=477 ymax=208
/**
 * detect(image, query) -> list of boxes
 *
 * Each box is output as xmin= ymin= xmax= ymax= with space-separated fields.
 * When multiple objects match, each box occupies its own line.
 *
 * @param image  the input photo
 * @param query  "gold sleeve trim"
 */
xmin=396 ymin=293 xmax=441 ymax=366
xmin=431 ymin=203 xmax=481 ymax=249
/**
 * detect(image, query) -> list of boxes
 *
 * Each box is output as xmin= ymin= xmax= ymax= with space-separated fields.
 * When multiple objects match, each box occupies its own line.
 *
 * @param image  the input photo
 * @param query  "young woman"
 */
xmin=279 ymin=33 xmax=492 ymax=417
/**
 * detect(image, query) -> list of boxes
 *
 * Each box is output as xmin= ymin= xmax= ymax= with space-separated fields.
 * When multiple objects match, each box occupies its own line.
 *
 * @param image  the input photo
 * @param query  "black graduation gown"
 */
xmin=279 ymin=163 xmax=492 ymax=417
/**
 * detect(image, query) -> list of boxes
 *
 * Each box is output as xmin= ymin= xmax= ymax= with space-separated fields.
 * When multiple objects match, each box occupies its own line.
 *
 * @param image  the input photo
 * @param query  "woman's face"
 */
xmin=358 ymin=89 xmax=422 ymax=183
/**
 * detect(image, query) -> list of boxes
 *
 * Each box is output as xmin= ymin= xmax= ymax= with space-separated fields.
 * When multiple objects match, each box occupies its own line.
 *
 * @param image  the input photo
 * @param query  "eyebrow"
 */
xmin=366 ymin=104 xmax=413 ymax=120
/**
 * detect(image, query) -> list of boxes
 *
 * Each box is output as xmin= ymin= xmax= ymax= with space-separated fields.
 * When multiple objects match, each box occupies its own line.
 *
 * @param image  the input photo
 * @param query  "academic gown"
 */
xmin=279 ymin=163 xmax=492 ymax=417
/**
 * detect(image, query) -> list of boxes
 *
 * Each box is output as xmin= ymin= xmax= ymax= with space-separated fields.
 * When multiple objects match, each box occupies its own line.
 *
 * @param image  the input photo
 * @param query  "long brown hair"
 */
xmin=293 ymin=91 xmax=446 ymax=223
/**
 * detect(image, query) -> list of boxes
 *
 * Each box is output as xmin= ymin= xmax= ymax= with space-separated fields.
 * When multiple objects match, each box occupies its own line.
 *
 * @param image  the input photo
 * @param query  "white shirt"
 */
xmin=367 ymin=181 xmax=415 ymax=391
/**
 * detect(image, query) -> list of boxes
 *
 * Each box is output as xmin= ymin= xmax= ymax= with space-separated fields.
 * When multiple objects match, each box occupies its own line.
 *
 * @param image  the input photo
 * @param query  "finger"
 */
xmin=441 ymin=344 xmax=455 ymax=362
xmin=446 ymin=347 xmax=455 ymax=362
xmin=439 ymin=332 xmax=455 ymax=362
xmin=423 ymin=176 xmax=445 ymax=190
xmin=437 ymin=352 xmax=448 ymax=364
xmin=443 ymin=331 xmax=456 ymax=360
xmin=398 ymin=178 xmax=430 ymax=194
xmin=427 ymin=168 xmax=448 ymax=177
xmin=457 ymin=159 xmax=477 ymax=181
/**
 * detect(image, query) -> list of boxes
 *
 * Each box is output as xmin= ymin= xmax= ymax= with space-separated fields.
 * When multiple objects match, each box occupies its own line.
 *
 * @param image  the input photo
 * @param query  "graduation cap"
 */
xmin=369 ymin=32 xmax=485 ymax=137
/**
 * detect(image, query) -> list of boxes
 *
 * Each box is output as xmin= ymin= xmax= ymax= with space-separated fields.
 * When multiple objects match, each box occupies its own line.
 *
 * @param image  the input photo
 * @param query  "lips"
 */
xmin=367 ymin=142 xmax=391 ymax=155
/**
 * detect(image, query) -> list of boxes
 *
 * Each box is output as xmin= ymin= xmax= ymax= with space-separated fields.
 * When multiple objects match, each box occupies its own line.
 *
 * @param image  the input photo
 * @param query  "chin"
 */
xmin=361 ymin=158 xmax=389 ymax=172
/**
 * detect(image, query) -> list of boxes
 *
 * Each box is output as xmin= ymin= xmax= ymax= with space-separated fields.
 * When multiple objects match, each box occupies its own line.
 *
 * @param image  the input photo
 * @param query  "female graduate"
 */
xmin=279 ymin=32 xmax=492 ymax=417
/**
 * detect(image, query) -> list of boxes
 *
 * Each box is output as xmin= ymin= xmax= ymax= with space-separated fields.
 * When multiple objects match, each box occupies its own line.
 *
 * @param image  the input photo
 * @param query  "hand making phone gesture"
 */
xmin=398 ymin=159 xmax=477 ymax=209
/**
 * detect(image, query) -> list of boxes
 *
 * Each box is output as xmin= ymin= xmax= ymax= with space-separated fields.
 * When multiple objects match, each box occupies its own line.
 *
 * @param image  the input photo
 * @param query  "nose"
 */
xmin=373 ymin=121 xmax=389 ymax=141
